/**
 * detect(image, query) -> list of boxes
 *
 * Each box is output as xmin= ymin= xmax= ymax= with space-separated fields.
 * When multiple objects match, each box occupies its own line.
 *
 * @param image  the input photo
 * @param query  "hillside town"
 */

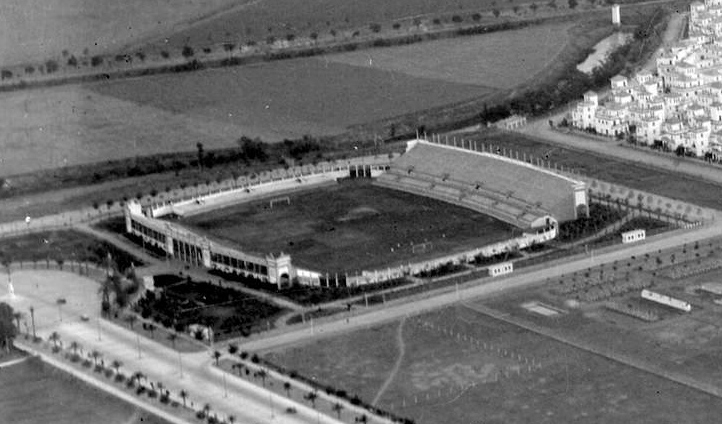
xmin=572 ymin=0 xmax=722 ymax=158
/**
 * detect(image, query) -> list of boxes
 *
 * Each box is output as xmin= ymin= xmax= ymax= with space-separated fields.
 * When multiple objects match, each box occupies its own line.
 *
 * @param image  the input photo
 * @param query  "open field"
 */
xmin=142 ymin=0 xmax=559 ymax=52
xmin=0 ymin=356 xmax=169 ymax=424
xmin=327 ymin=22 xmax=572 ymax=89
xmin=265 ymin=304 xmax=722 ymax=424
xmin=0 ymin=85 xmax=244 ymax=178
xmin=180 ymin=179 xmax=516 ymax=273
xmin=0 ymin=229 xmax=142 ymax=271
xmin=2 ymin=20 xmax=591 ymax=178
xmin=88 ymin=57 xmax=494 ymax=138
xmin=474 ymin=131 xmax=722 ymax=210
xmin=0 ymin=0 xmax=240 ymax=66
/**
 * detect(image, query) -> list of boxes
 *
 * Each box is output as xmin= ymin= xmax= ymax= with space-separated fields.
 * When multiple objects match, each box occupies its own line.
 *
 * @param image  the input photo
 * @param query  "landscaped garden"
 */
xmin=135 ymin=274 xmax=286 ymax=340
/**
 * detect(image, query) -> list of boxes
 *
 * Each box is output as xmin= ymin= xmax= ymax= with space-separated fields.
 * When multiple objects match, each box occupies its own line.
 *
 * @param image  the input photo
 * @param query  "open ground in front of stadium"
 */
xmin=265 ymin=303 xmax=722 ymax=424
xmin=178 ymin=179 xmax=516 ymax=274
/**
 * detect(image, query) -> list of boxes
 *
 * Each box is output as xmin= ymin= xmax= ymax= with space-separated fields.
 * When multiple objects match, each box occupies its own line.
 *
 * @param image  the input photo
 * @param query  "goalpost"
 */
xmin=269 ymin=196 xmax=291 ymax=209
xmin=411 ymin=241 xmax=433 ymax=254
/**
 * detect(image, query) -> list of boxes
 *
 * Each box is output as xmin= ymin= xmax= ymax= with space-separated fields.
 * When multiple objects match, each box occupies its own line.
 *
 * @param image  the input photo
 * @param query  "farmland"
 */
xmin=0 ymin=85 xmax=244 ymax=178
xmin=139 ymin=0 xmax=567 ymax=52
xmin=2 ymin=21 xmax=586 ymax=178
xmin=180 ymin=179 xmax=516 ymax=273
xmin=0 ymin=0 xmax=240 ymax=66
xmin=88 ymin=56 xmax=494 ymax=138
xmin=265 ymin=304 xmax=722 ymax=424
xmin=0 ymin=356 xmax=169 ymax=424
xmin=327 ymin=23 xmax=572 ymax=89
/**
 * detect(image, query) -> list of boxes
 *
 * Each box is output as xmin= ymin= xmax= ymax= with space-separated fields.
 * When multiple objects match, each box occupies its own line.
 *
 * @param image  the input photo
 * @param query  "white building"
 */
xmin=571 ymin=0 xmax=722 ymax=156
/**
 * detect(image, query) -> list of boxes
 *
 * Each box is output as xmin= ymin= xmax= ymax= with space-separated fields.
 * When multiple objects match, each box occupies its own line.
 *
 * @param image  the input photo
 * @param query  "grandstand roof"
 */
xmin=387 ymin=140 xmax=585 ymax=225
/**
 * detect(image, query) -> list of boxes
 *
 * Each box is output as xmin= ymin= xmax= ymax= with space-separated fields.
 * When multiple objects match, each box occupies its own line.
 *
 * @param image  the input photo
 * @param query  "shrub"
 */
xmin=115 ymin=373 xmax=126 ymax=383
xmin=82 ymin=359 xmax=92 ymax=368
xmin=136 ymin=386 xmax=146 ymax=395
xmin=451 ymin=15 xmax=463 ymax=23
xmin=148 ymin=389 xmax=158 ymax=398
xmin=182 ymin=46 xmax=194 ymax=58
xmin=471 ymin=12 xmax=482 ymax=21
xmin=45 ymin=60 xmax=59 ymax=73
xmin=369 ymin=23 xmax=381 ymax=33
xmin=94 ymin=364 xmax=104 ymax=373
xmin=1 ymin=69 xmax=13 ymax=80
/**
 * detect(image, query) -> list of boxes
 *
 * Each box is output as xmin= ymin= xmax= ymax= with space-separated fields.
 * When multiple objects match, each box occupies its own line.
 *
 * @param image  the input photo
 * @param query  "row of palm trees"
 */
xmin=222 ymin=345 xmax=348 ymax=420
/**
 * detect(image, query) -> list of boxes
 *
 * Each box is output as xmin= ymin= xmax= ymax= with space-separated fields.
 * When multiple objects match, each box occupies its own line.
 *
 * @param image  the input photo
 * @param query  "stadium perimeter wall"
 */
xmin=568 ymin=174 xmax=717 ymax=224
xmin=126 ymin=155 xmax=394 ymax=287
xmin=354 ymin=226 xmax=557 ymax=285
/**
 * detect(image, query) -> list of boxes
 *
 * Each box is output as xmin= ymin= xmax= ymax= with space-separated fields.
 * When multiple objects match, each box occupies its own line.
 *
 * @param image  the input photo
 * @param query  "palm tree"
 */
xmin=179 ymin=389 xmax=188 ymax=407
xmin=228 ymin=415 xmax=236 ymax=424
xmin=256 ymin=368 xmax=268 ymax=387
xmin=147 ymin=323 xmax=155 ymax=339
xmin=232 ymin=363 xmax=243 ymax=376
xmin=111 ymin=359 xmax=122 ymax=374
xmin=228 ymin=343 xmax=238 ymax=355
xmin=202 ymin=403 xmax=211 ymax=417
xmin=168 ymin=333 xmax=177 ymax=350
xmin=213 ymin=350 xmax=222 ymax=366
xmin=48 ymin=331 xmax=61 ymax=348
xmin=91 ymin=350 xmax=102 ymax=366
xmin=70 ymin=341 xmax=81 ymax=356
xmin=283 ymin=381 xmax=292 ymax=398
xmin=304 ymin=390 xmax=318 ymax=409
xmin=132 ymin=371 xmax=145 ymax=386
xmin=12 ymin=312 xmax=23 ymax=333
xmin=126 ymin=315 xmax=137 ymax=329
xmin=332 ymin=402 xmax=343 ymax=419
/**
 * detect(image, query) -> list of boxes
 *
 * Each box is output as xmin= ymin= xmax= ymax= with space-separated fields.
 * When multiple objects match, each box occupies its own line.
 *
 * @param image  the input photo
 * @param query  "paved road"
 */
xmin=1 ymin=270 xmax=342 ymax=424
xmin=238 ymin=222 xmax=722 ymax=352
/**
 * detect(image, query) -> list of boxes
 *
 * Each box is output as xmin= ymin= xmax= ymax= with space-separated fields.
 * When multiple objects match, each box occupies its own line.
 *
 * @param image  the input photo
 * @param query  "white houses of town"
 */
xmin=571 ymin=0 xmax=722 ymax=158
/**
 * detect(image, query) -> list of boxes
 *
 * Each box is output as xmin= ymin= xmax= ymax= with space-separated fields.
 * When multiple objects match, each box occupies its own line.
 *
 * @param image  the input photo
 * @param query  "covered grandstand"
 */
xmin=375 ymin=139 xmax=588 ymax=230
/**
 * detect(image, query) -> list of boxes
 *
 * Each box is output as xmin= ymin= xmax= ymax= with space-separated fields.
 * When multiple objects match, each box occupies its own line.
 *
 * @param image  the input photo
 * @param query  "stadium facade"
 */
xmin=124 ymin=142 xmax=587 ymax=287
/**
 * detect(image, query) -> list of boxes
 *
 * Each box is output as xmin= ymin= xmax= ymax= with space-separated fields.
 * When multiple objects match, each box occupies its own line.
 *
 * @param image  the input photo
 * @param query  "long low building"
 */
xmin=375 ymin=139 xmax=589 ymax=230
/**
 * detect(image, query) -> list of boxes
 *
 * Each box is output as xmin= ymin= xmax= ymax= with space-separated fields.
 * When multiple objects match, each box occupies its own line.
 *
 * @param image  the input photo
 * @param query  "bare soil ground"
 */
xmin=266 ymin=304 xmax=722 ymax=424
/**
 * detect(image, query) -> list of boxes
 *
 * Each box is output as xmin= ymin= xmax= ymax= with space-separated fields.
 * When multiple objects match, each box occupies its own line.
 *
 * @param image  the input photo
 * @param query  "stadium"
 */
xmin=124 ymin=138 xmax=588 ymax=287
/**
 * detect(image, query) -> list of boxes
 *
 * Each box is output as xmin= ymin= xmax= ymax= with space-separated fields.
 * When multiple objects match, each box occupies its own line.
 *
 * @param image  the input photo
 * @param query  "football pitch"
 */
xmin=179 ymin=179 xmax=516 ymax=274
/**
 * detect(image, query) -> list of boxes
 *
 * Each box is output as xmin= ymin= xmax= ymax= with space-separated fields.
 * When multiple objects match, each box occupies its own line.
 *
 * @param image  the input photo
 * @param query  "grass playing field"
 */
xmin=0 ymin=356 xmax=169 ymax=424
xmin=266 ymin=304 xmax=722 ymax=424
xmin=179 ymin=179 xmax=516 ymax=273
xmin=326 ymin=22 xmax=572 ymax=89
